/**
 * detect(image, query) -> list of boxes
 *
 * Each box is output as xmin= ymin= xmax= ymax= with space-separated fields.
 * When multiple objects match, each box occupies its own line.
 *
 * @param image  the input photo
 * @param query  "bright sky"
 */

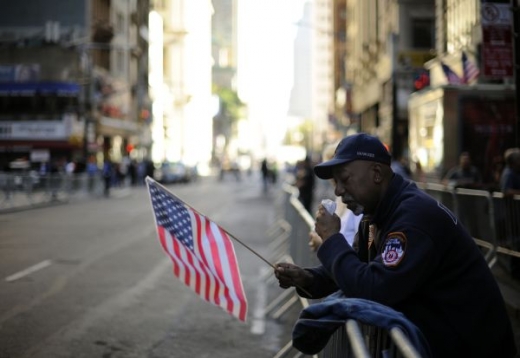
xmin=236 ymin=0 xmax=307 ymax=156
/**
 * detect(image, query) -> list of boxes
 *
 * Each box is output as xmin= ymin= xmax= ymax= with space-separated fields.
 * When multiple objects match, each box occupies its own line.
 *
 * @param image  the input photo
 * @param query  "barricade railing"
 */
xmin=453 ymin=188 xmax=498 ymax=266
xmin=271 ymin=183 xmax=421 ymax=358
xmin=267 ymin=184 xmax=316 ymax=358
xmin=0 ymin=172 xmax=127 ymax=211
xmin=491 ymin=192 xmax=520 ymax=259
xmin=420 ymin=184 xmax=520 ymax=265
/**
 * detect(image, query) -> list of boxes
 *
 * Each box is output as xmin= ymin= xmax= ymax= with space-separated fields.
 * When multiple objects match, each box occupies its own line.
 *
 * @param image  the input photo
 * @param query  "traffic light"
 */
xmin=414 ymin=70 xmax=430 ymax=91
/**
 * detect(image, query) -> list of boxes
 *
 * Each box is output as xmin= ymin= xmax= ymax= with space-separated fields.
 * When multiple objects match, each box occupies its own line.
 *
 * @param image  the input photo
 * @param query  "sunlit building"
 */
xmin=149 ymin=0 xmax=213 ymax=173
xmin=311 ymin=0 xmax=336 ymax=152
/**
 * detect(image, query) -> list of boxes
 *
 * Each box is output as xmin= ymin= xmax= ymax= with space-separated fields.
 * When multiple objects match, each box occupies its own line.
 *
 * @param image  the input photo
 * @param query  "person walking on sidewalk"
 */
xmin=274 ymin=133 xmax=516 ymax=358
xmin=295 ymin=156 xmax=315 ymax=214
xmin=102 ymin=158 xmax=113 ymax=198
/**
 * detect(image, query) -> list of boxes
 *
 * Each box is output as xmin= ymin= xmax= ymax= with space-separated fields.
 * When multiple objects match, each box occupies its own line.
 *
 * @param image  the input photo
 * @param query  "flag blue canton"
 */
xmin=150 ymin=184 xmax=194 ymax=251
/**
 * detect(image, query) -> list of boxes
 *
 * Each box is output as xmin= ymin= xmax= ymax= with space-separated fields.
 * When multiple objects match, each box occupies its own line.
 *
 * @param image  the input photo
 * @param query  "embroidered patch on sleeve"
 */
xmin=382 ymin=232 xmax=406 ymax=267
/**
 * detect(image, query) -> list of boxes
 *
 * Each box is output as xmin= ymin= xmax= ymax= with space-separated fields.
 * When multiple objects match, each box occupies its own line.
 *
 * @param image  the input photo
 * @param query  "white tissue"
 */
xmin=321 ymin=199 xmax=336 ymax=215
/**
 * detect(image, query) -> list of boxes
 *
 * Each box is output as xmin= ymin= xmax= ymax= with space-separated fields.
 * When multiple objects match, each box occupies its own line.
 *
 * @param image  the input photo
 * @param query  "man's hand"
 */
xmin=308 ymin=231 xmax=323 ymax=252
xmin=314 ymin=204 xmax=341 ymax=242
xmin=274 ymin=262 xmax=313 ymax=289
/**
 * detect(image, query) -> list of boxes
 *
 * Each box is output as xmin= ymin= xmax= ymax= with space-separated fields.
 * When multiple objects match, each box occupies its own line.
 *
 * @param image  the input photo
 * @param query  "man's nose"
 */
xmin=334 ymin=184 xmax=344 ymax=197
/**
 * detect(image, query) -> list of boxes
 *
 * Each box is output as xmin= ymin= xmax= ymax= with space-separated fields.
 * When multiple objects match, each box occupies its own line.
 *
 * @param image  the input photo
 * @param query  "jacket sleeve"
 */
xmin=295 ymin=265 xmax=340 ymax=299
xmin=316 ymin=229 xmax=436 ymax=306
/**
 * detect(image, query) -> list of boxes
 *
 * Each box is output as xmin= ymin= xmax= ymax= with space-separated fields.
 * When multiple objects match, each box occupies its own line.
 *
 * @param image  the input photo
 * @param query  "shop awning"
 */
xmin=0 ymin=82 xmax=80 ymax=97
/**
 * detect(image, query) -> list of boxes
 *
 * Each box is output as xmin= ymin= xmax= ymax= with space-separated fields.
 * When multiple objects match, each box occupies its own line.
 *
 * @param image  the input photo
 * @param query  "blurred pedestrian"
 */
xmin=86 ymin=156 xmax=98 ymax=192
xmin=442 ymin=151 xmax=482 ymax=189
xmin=261 ymin=158 xmax=270 ymax=193
xmin=102 ymin=158 xmax=113 ymax=197
xmin=500 ymin=148 xmax=520 ymax=197
xmin=295 ymin=156 xmax=315 ymax=213
xmin=274 ymin=133 xmax=516 ymax=358
xmin=500 ymin=148 xmax=520 ymax=279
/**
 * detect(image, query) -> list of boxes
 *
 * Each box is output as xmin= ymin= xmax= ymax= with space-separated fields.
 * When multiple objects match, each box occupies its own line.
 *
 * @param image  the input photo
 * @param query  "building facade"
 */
xmin=149 ymin=0 xmax=213 ymax=173
xmin=0 ymin=0 xmax=150 ymax=171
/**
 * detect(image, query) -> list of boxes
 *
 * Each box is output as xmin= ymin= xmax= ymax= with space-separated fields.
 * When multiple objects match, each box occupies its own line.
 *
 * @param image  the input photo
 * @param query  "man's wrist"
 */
xmin=301 ymin=269 xmax=314 ymax=287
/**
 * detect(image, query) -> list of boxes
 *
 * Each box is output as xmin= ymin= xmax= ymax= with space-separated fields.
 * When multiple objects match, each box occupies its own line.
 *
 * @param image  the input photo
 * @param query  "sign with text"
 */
xmin=481 ymin=2 xmax=513 ymax=78
xmin=0 ymin=121 xmax=68 ymax=140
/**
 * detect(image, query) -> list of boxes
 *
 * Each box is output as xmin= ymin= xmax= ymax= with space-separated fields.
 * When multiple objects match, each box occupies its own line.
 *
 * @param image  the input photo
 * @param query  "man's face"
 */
xmin=460 ymin=154 xmax=471 ymax=169
xmin=332 ymin=160 xmax=379 ymax=214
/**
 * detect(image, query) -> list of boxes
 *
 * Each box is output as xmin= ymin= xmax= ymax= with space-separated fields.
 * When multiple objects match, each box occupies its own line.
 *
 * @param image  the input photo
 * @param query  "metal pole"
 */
xmin=512 ymin=0 xmax=520 ymax=146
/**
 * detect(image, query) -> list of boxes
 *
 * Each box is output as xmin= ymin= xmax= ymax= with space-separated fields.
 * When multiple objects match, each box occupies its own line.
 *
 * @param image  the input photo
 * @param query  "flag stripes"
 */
xmin=148 ymin=177 xmax=248 ymax=322
xmin=441 ymin=62 xmax=462 ymax=85
xmin=462 ymin=51 xmax=479 ymax=84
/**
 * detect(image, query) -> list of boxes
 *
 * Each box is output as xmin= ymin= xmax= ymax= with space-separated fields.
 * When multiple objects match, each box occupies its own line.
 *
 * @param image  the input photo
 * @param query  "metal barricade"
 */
xmin=492 ymin=193 xmax=520 ymax=260
xmin=321 ymin=322 xmax=422 ymax=358
xmin=454 ymin=188 xmax=497 ymax=266
xmin=0 ymin=172 xmax=109 ymax=212
xmin=423 ymin=182 xmax=457 ymax=214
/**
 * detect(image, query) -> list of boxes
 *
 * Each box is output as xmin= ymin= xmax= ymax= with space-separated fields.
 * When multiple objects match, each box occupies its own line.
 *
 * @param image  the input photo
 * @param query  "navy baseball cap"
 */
xmin=314 ymin=133 xmax=391 ymax=179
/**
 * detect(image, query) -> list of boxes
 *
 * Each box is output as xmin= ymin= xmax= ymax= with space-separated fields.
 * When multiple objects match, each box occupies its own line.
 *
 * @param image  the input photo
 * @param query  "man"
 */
xmin=442 ymin=151 xmax=483 ymax=189
xmin=274 ymin=133 xmax=516 ymax=357
xmin=295 ymin=156 xmax=315 ymax=213
xmin=500 ymin=148 xmax=520 ymax=279
xmin=501 ymin=148 xmax=520 ymax=197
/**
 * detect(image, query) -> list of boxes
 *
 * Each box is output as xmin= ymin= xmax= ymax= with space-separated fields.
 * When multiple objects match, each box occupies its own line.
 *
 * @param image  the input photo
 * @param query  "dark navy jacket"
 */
xmin=300 ymin=174 xmax=516 ymax=357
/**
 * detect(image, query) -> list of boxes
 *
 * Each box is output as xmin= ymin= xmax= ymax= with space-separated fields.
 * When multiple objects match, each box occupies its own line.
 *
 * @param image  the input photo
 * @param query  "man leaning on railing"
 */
xmin=274 ymin=133 xmax=516 ymax=358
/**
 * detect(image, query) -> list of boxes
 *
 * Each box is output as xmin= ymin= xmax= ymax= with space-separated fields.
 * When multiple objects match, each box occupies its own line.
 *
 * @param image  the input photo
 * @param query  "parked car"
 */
xmin=154 ymin=161 xmax=192 ymax=184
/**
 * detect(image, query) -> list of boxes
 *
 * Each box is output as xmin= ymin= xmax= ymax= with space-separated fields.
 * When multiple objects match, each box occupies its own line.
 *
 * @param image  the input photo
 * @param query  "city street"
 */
xmin=0 ymin=174 xmax=294 ymax=358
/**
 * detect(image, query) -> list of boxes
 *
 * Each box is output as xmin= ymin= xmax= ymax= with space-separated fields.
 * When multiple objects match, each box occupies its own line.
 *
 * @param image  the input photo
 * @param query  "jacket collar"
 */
xmin=371 ymin=174 xmax=408 ymax=226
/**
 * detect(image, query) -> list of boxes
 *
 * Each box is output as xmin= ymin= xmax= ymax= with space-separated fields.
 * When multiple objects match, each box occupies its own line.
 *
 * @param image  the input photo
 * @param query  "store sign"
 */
xmin=481 ymin=2 xmax=513 ymax=78
xmin=0 ymin=121 xmax=68 ymax=140
xmin=30 ymin=149 xmax=50 ymax=162
xmin=0 ymin=64 xmax=40 ymax=82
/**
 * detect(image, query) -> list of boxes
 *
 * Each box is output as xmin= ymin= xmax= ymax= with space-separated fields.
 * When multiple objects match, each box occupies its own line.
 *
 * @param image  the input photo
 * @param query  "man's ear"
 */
xmin=372 ymin=163 xmax=383 ymax=183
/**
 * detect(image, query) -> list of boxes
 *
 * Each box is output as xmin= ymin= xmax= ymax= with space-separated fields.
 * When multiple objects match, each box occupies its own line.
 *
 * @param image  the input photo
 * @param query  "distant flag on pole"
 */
xmin=441 ymin=62 xmax=462 ymax=85
xmin=146 ymin=177 xmax=248 ymax=322
xmin=462 ymin=51 xmax=480 ymax=84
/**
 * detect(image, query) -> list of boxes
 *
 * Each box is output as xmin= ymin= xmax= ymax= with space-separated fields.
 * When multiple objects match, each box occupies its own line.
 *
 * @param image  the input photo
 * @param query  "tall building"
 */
xmin=211 ymin=0 xmax=237 ymax=90
xmin=344 ymin=0 xmax=435 ymax=158
xmin=311 ymin=0 xmax=335 ymax=151
xmin=149 ymin=0 xmax=213 ymax=172
xmin=289 ymin=1 xmax=313 ymax=121
xmin=0 ymin=0 xmax=150 ymax=170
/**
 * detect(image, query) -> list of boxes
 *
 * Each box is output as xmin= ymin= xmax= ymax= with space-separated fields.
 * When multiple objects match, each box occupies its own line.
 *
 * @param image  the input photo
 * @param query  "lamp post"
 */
xmin=513 ymin=0 xmax=520 ymax=146
xmin=80 ymin=46 xmax=96 ymax=162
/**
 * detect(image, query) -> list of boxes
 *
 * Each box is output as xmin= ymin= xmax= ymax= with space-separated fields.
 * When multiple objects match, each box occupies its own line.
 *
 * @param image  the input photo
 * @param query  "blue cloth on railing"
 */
xmin=292 ymin=292 xmax=432 ymax=357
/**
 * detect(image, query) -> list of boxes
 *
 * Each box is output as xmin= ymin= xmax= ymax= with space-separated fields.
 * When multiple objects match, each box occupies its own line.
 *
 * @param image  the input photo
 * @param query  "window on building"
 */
xmin=116 ymin=13 xmax=124 ymax=33
xmin=412 ymin=18 xmax=434 ymax=49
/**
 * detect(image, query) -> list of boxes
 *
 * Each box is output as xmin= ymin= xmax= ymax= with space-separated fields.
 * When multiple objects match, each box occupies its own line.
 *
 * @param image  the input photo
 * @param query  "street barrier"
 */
xmin=0 ymin=172 xmax=127 ymax=212
xmin=418 ymin=183 xmax=520 ymax=265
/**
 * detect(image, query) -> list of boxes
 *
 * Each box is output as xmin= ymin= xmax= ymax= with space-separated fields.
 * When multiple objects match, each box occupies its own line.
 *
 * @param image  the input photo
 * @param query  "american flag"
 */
xmin=441 ymin=62 xmax=462 ymax=85
xmin=146 ymin=177 xmax=248 ymax=322
xmin=462 ymin=51 xmax=479 ymax=84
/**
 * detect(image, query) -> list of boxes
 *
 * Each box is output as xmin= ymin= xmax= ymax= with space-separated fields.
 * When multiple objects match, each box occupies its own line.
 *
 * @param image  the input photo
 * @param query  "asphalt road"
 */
xmin=0 ymin=175 xmax=296 ymax=358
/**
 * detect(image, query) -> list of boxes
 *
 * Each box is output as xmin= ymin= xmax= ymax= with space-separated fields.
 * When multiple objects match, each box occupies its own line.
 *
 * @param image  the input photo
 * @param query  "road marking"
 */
xmin=5 ymin=260 xmax=52 ymax=282
xmin=250 ymin=267 xmax=269 ymax=335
